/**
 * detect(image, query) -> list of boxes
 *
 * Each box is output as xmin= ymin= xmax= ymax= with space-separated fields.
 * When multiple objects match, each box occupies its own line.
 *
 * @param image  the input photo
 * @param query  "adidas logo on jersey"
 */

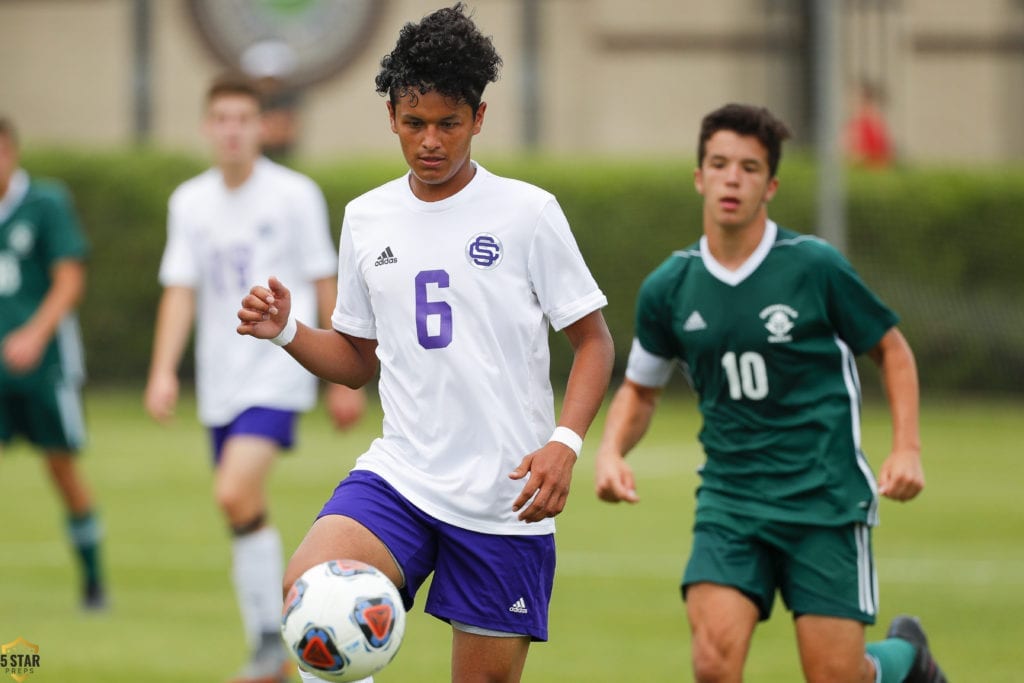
xmin=374 ymin=246 xmax=397 ymax=266
xmin=508 ymin=597 xmax=529 ymax=614
xmin=683 ymin=311 xmax=707 ymax=331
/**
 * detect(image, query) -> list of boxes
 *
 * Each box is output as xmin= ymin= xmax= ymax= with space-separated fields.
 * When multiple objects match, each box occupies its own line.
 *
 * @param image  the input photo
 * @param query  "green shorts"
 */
xmin=682 ymin=510 xmax=877 ymax=624
xmin=0 ymin=370 xmax=86 ymax=452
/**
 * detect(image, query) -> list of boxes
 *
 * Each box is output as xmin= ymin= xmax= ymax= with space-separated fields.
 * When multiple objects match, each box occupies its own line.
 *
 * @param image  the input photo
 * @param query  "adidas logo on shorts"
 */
xmin=508 ymin=597 xmax=529 ymax=614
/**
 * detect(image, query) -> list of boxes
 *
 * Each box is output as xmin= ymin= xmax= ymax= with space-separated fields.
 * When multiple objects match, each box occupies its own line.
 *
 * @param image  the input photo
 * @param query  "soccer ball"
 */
xmin=281 ymin=559 xmax=406 ymax=682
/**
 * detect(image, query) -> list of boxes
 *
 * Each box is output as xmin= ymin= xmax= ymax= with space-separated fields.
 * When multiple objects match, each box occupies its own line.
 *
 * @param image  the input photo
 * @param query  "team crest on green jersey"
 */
xmin=759 ymin=304 xmax=798 ymax=343
xmin=6 ymin=222 xmax=34 ymax=256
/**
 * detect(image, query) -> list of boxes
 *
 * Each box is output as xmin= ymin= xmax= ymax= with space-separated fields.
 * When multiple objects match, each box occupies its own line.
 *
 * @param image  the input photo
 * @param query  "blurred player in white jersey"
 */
xmin=237 ymin=4 xmax=614 ymax=682
xmin=144 ymin=75 xmax=363 ymax=683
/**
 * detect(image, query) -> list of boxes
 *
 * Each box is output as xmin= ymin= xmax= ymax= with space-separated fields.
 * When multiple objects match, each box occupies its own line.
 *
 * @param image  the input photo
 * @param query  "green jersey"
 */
xmin=630 ymin=221 xmax=897 ymax=526
xmin=0 ymin=170 xmax=89 ymax=381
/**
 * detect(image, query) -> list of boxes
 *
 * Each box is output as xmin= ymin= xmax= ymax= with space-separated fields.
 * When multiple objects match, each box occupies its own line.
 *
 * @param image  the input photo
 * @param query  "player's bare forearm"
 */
xmin=147 ymin=287 xmax=195 ymax=378
xmin=598 ymin=379 xmax=660 ymax=459
xmin=144 ymin=286 xmax=195 ymax=421
xmin=285 ymin=324 xmax=378 ymax=388
xmin=508 ymin=311 xmax=612 ymax=523
xmin=595 ymin=379 xmax=660 ymax=503
xmin=869 ymin=327 xmax=924 ymax=500
xmin=557 ymin=310 xmax=615 ymax=440
xmin=869 ymin=327 xmax=921 ymax=456
xmin=32 ymin=260 xmax=85 ymax=339
xmin=238 ymin=277 xmax=378 ymax=388
xmin=5 ymin=260 xmax=86 ymax=372
xmin=314 ymin=276 xmax=338 ymax=329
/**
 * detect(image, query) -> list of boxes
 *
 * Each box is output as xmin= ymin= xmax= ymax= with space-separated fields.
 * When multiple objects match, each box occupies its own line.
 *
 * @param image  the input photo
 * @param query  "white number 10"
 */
xmin=721 ymin=351 xmax=768 ymax=400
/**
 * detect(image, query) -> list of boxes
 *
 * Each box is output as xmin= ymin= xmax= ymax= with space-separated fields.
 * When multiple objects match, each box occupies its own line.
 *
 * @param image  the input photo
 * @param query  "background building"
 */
xmin=2 ymin=0 xmax=1023 ymax=164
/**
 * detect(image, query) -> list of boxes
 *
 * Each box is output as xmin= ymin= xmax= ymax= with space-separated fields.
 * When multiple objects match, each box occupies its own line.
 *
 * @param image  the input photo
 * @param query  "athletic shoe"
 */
xmin=886 ymin=614 xmax=949 ymax=683
xmin=82 ymin=581 xmax=108 ymax=612
xmin=229 ymin=637 xmax=293 ymax=683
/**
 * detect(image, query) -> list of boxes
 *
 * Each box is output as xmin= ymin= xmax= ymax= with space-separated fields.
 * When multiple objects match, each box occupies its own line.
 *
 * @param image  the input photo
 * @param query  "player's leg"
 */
xmin=284 ymin=519 xmax=397 ymax=683
xmin=794 ymin=615 xmax=874 ymax=682
xmin=451 ymin=628 xmax=530 ymax=683
xmin=785 ymin=522 xmax=915 ymax=683
xmin=213 ymin=408 xmax=296 ymax=683
xmin=218 ymin=434 xmax=288 ymax=683
xmin=287 ymin=470 xmax=441 ymax=682
xmin=43 ymin=450 xmax=106 ymax=610
xmin=425 ymin=523 xmax=555 ymax=683
xmin=868 ymin=615 xmax=948 ymax=683
xmin=24 ymin=375 xmax=105 ymax=610
xmin=685 ymin=583 xmax=759 ymax=683
xmin=285 ymin=469 xmax=440 ymax=595
xmin=682 ymin=517 xmax=774 ymax=683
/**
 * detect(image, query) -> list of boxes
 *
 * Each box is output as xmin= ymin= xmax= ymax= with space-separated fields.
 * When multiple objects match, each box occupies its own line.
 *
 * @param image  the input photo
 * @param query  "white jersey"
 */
xmin=333 ymin=163 xmax=607 ymax=535
xmin=159 ymin=157 xmax=336 ymax=426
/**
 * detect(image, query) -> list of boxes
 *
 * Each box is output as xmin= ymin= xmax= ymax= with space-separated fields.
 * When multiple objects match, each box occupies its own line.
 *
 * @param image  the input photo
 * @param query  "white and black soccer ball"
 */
xmin=281 ymin=559 xmax=406 ymax=682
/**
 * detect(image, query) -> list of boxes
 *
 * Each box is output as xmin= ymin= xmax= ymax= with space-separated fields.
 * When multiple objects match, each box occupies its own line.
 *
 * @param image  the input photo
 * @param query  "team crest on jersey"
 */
xmin=759 ymin=304 xmax=798 ymax=343
xmin=7 ymin=221 xmax=35 ymax=255
xmin=466 ymin=232 xmax=503 ymax=270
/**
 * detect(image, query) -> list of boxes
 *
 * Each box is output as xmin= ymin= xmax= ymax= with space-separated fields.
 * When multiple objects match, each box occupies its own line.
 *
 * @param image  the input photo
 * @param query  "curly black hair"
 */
xmin=375 ymin=3 xmax=502 ymax=114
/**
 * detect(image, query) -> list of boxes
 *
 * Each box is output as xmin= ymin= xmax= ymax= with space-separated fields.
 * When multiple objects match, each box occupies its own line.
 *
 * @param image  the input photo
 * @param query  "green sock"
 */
xmin=67 ymin=510 xmax=104 ymax=589
xmin=866 ymin=637 xmax=916 ymax=683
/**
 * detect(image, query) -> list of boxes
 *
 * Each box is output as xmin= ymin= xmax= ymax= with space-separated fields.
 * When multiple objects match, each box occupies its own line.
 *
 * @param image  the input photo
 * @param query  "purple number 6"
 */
xmin=415 ymin=269 xmax=452 ymax=349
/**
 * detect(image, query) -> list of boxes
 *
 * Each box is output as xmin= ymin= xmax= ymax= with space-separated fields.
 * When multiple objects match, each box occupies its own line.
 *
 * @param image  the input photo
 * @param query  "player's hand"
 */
xmin=595 ymin=451 xmax=639 ymax=504
xmin=144 ymin=371 xmax=179 ymax=423
xmin=509 ymin=442 xmax=577 ymax=523
xmin=237 ymin=276 xmax=293 ymax=339
xmin=326 ymin=383 xmax=366 ymax=430
xmin=877 ymin=447 xmax=925 ymax=501
xmin=1 ymin=324 xmax=48 ymax=374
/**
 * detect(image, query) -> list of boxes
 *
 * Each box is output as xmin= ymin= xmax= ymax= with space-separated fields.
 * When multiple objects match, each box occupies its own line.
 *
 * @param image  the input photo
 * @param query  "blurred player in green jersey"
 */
xmin=0 ymin=116 xmax=106 ymax=610
xmin=595 ymin=103 xmax=947 ymax=683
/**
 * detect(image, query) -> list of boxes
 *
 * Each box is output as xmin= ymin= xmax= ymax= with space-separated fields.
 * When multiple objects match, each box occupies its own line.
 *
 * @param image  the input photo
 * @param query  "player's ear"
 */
xmin=472 ymin=101 xmax=487 ymax=135
xmin=694 ymin=167 xmax=705 ymax=196
xmin=387 ymin=100 xmax=397 ymax=133
xmin=763 ymin=176 xmax=780 ymax=202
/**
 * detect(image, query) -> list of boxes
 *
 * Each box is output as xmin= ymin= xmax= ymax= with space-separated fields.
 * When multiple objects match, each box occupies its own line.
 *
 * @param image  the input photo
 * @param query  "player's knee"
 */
xmin=802 ymin=653 xmax=869 ymax=683
xmin=690 ymin=631 xmax=741 ymax=683
xmin=214 ymin=481 xmax=261 ymax=522
xmin=227 ymin=511 xmax=266 ymax=537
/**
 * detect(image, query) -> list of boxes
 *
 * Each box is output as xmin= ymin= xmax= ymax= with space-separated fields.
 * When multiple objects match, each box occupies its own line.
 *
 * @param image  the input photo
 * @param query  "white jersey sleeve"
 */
xmin=332 ymin=214 xmax=376 ymax=339
xmin=158 ymin=179 xmax=205 ymax=287
xmin=528 ymin=199 xmax=608 ymax=330
xmin=291 ymin=175 xmax=337 ymax=282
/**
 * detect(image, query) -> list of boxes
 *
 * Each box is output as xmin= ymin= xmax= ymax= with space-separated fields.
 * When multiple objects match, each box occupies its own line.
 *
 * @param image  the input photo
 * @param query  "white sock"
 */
xmin=231 ymin=525 xmax=285 ymax=649
xmin=298 ymin=669 xmax=372 ymax=682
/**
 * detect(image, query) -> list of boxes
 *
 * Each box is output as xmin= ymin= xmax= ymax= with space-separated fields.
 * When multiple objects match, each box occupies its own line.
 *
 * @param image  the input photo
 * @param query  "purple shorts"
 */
xmin=317 ymin=469 xmax=556 ymax=641
xmin=209 ymin=407 xmax=297 ymax=466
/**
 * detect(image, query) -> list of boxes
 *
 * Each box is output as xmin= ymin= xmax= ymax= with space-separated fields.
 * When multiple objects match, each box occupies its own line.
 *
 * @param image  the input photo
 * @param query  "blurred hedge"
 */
xmin=20 ymin=149 xmax=1024 ymax=396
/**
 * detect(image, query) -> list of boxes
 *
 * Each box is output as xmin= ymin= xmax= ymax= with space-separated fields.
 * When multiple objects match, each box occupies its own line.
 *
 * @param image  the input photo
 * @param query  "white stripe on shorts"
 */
xmin=856 ymin=523 xmax=877 ymax=616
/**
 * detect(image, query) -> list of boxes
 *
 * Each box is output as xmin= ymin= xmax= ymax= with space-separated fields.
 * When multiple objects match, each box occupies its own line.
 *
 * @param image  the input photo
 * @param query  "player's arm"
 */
xmin=314 ymin=276 xmax=367 ymax=429
xmin=238 ymin=276 xmax=378 ymax=388
xmin=510 ymin=309 xmax=614 ymax=523
xmin=867 ymin=326 xmax=924 ymax=501
xmin=2 ymin=258 xmax=85 ymax=374
xmin=144 ymin=286 xmax=195 ymax=422
xmin=595 ymin=378 xmax=662 ymax=504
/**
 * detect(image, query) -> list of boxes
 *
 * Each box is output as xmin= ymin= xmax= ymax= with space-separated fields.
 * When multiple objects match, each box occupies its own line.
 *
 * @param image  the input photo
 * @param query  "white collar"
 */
xmin=0 ymin=168 xmax=30 ymax=225
xmin=699 ymin=219 xmax=778 ymax=286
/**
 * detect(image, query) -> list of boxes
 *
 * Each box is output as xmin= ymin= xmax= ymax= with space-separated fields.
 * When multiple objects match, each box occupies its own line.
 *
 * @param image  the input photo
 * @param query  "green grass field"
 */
xmin=1 ymin=389 xmax=1020 ymax=681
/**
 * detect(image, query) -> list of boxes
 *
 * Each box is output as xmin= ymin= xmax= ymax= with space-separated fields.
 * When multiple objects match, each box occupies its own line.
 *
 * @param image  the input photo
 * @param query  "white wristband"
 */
xmin=270 ymin=317 xmax=298 ymax=347
xmin=548 ymin=426 xmax=583 ymax=458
